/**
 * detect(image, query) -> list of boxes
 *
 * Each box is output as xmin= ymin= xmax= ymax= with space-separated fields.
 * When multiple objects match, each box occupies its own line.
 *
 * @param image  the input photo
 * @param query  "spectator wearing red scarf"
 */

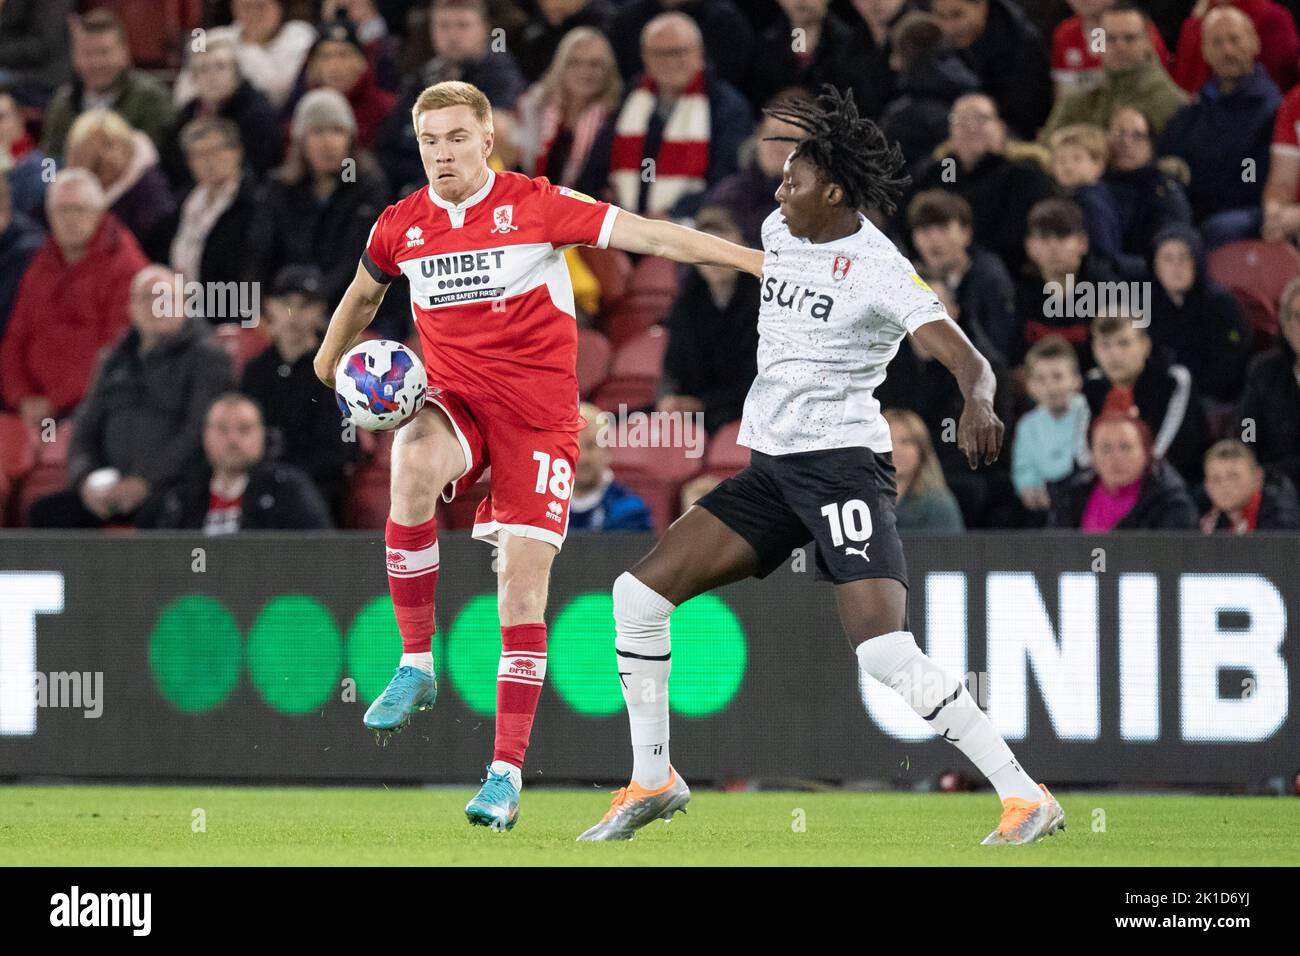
xmin=1197 ymin=439 xmax=1300 ymax=531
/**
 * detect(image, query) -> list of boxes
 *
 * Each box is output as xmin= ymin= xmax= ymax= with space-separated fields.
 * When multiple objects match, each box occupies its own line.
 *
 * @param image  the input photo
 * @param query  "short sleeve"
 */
xmin=895 ymin=269 xmax=949 ymax=334
xmin=538 ymin=179 xmax=620 ymax=250
xmin=361 ymin=205 xmax=401 ymax=283
xmin=1273 ymin=90 xmax=1300 ymax=155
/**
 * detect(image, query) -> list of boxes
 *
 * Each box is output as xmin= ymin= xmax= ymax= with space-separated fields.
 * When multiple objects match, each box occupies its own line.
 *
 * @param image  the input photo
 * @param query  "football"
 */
xmin=334 ymin=339 xmax=427 ymax=431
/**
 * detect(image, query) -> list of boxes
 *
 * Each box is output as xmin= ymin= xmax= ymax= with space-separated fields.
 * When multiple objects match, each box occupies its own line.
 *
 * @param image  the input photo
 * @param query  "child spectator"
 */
xmin=1084 ymin=311 xmax=1209 ymax=483
xmin=1015 ymin=197 xmax=1119 ymax=368
xmin=907 ymin=189 xmax=1016 ymax=365
xmin=1049 ymin=122 xmax=1143 ymax=278
xmin=1196 ymin=438 xmax=1300 ymax=532
xmin=1012 ymin=335 xmax=1089 ymax=513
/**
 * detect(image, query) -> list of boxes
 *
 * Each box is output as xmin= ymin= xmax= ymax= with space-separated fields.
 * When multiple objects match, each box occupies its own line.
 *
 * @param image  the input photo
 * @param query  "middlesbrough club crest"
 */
xmin=490 ymin=204 xmax=519 ymax=234
xmin=831 ymin=255 xmax=852 ymax=281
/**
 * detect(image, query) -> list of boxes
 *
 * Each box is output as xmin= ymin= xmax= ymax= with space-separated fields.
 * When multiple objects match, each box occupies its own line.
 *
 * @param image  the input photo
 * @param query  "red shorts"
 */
xmin=426 ymin=386 xmax=580 ymax=550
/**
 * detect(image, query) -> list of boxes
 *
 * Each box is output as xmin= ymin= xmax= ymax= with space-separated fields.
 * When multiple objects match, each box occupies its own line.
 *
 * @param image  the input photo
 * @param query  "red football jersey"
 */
xmin=363 ymin=169 xmax=619 ymax=431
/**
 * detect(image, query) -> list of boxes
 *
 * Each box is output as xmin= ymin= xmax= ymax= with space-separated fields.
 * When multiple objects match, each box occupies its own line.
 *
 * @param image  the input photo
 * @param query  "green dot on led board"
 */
xmin=246 ymin=595 xmax=341 ymax=713
xmin=548 ymin=592 xmax=622 ymax=716
xmin=548 ymin=591 xmax=747 ymax=717
xmin=149 ymin=594 xmax=242 ymax=713
xmin=445 ymin=594 xmax=501 ymax=716
xmin=668 ymin=593 xmax=747 ymax=716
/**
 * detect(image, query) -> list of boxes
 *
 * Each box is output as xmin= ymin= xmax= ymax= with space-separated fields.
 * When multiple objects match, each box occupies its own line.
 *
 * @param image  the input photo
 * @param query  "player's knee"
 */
xmin=498 ymin=579 xmax=546 ymax=626
xmin=612 ymin=571 xmax=673 ymax=639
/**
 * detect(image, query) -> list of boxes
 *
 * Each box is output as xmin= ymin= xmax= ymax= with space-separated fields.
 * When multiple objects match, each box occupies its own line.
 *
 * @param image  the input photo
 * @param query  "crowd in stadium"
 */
xmin=1 ymin=0 xmax=1299 ymax=535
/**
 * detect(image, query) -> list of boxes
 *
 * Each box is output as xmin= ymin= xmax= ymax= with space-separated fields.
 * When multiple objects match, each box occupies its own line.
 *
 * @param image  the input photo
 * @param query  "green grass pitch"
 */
xmin=1 ymin=786 xmax=1295 ymax=866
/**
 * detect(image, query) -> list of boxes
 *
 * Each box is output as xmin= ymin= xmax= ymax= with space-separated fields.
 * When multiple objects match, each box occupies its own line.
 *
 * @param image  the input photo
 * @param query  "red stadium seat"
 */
xmin=33 ymin=418 xmax=74 ymax=467
xmin=14 ymin=465 xmax=70 ymax=527
xmin=592 ymin=327 xmax=668 ymax=411
xmin=341 ymin=465 xmax=391 ymax=530
xmin=704 ymin=419 xmax=750 ymax=477
xmin=1206 ymin=240 xmax=1300 ymax=327
xmin=609 ymin=435 xmax=705 ymax=531
xmin=1230 ymin=284 xmax=1280 ymax=350
xmin=0 ymin=413 xmax=35 ymax=483
xmin=576 ymin=245 xmax=633 ymax=312
xmin=626 ymin=254 xmax=681 ymax=298
xmin=576 ymin=327 xmax=612 ymax=398
xmin=214 ymin=324 xmax=269 ymax=378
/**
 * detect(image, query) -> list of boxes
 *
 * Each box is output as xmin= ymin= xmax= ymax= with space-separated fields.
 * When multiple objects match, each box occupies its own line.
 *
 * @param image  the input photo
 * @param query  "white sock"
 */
xmin=489 ymin=759 xmax=522 ymax=792
xmin=612 ymin=572 xmax=674 ymax=789
xmin=856 ymin=631 xmax=1042 ymax=803
xmin=400 ymin=651 xmax=434 ymax=676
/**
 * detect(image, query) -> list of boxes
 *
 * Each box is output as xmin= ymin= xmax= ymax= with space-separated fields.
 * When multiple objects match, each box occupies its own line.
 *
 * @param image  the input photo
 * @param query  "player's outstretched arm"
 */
xmin=313 ymin=262 xmax=391 ymax=388
xmin=606 ymin=209 xmax=764 ymax=277
xmin=911 ymin=317 xmax=1004 ymax=470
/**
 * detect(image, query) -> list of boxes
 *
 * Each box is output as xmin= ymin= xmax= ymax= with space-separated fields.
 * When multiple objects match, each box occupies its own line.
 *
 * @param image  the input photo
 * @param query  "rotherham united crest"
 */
xmin=490 ymin=204 xmax=519 ymax=234
xmin=831 ymin=255 xmax=852 ymax=281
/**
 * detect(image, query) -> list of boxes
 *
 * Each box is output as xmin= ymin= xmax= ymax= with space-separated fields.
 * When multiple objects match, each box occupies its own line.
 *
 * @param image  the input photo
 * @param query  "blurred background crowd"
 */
xmin=1 ymin=0 xmax=1298 ymax=536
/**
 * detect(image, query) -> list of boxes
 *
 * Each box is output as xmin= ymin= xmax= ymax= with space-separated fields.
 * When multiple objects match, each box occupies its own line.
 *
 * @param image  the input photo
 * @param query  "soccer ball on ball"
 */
xmin=334 ymin=339 xmax=427 ymax=431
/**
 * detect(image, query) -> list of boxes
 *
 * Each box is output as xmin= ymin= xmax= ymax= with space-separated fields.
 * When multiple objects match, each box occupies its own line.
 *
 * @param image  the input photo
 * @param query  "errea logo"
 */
xmin=545 ymin=501 xmax=563 ymax=522
xmin=405 ymin=226 xmax=425 ymax=248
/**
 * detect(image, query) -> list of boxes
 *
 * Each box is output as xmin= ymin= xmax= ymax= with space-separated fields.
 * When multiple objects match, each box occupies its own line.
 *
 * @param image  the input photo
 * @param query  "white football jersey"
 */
xmin=737 ymin=209 xmax=949 ymax=455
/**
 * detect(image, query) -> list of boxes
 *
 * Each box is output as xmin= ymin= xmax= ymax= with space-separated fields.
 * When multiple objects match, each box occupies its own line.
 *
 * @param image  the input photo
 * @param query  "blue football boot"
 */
xmin=465 ymin=767 xmax=520 ymax=831
xmin=363 ymin=666 xmax=437 ymax=731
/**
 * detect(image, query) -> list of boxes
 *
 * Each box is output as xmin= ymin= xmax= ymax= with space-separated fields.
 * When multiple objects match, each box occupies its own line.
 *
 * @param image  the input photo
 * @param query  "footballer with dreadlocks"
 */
xmin=578 ymin=86 xmax=1064 ymax=846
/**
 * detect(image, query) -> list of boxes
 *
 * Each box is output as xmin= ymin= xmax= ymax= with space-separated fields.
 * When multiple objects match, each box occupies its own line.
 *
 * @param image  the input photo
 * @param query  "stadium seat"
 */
xmin=576 ymin=327 xmax=612 ymax=398
xmin=599 ymin=254 xmax=681 ymax=345
xmin=610 ymin=438 xmax=705 ymax=531
xmin=214 ymin=324 xmax=269 ymax=378
xmin=1229 ymin=283 xmax=1280 ymax=350
xmin=703 ymin=419 xmax=750 ymax=477
xmin=1206 ymin=240 xmax=1300 ymax=336
xmin=591 ymin=326 xmax=668 ymax=412
xmin=341 ymin=464 xmax=391 ymax=530
xmin=33 ymin=419 xmax=74 ymax=467
xmin=0 ymin=413 xmax=35 ymax=483
xmin=576 ymin=245 xmax=632 ymax=311
xmin=14 ymin=466 xmax=70 ymax=527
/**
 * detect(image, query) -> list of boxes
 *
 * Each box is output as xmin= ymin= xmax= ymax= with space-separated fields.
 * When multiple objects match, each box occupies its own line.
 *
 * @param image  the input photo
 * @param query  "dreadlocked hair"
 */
xmin=762 ymin=84 xmax=910 ymax=216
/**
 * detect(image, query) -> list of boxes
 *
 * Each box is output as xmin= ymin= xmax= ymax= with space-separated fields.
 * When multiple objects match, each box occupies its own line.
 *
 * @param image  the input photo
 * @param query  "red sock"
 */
xmin=385 ymin=516 xmax=439 ymax=655
xmin=493 ymin=623 xmax=547 ymax=768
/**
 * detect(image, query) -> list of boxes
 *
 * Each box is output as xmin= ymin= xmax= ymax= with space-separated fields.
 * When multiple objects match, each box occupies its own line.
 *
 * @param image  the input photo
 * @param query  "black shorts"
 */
xmin=696 ymin=445 xmax=909 ymax=586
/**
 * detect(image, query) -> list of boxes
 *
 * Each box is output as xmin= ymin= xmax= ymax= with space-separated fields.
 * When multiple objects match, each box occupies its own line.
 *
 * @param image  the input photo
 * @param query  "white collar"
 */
xmin=427 ymin=167 xmax=496 ymax=212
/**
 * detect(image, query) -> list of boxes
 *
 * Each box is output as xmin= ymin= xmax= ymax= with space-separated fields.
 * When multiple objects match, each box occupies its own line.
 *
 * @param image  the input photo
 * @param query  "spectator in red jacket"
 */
xmin=0 ymin=168 xmax=148 ymax=427
xmin=1173 ymin=0 xmax=1299 ymax=94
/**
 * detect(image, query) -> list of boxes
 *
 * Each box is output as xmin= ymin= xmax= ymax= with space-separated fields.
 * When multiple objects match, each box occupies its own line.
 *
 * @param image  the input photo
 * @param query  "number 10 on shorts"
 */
xmin=820 ymin=499 xmax=872 ymax=546
xmin=533 ymin=451 xmax=573 ymax=499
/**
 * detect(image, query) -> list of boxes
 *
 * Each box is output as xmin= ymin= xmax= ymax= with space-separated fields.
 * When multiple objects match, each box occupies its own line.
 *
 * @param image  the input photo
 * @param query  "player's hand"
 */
xmin=958 ymin=398 xmax=1003 ymax=469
